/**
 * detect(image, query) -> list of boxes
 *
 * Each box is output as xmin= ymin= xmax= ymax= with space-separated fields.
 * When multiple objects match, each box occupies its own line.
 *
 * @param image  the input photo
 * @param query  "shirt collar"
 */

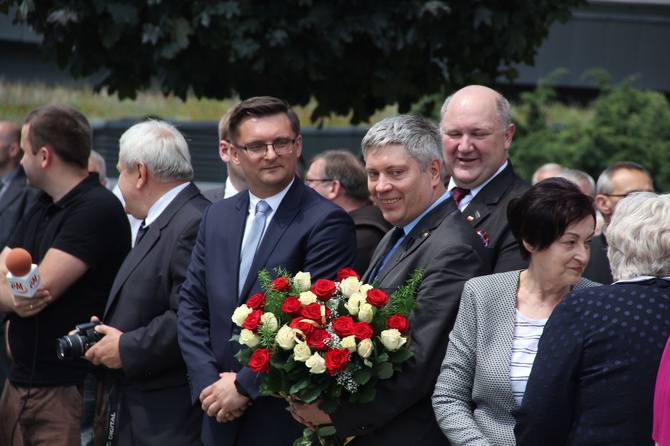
xmin=144 ymin=182 xmax=190 ymax=226
xmin=400 ymin=190 xmax=451 ymax=236
xmin=447 ymin=159 xmax=508 ymax=198
xmin=247 ymin=178 xmax=294 ymax=215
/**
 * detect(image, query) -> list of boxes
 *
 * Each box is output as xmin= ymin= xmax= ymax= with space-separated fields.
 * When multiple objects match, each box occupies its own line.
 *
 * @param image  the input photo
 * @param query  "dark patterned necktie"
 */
xmin=134 ymin=220 xmax=148 ymax=247
xmin=451 ymin=187 xmax=471 ymax=206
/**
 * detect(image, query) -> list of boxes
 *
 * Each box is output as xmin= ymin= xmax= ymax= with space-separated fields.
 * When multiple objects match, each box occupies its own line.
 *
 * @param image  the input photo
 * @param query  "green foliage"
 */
xmin=510 ymin=73 xmax=670 ymax=192
xmin=1 ymin=0 xmax=585 ymax=123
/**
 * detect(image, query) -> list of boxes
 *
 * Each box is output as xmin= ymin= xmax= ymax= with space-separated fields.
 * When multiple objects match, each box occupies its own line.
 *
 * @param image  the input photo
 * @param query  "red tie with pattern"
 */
xmin=451 ymin=187 xmax=471 ymax=206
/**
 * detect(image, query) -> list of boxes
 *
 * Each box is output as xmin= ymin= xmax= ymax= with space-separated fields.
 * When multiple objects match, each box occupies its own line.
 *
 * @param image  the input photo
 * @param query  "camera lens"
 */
xmin=56 ymin=334 xmax=84 ymax=361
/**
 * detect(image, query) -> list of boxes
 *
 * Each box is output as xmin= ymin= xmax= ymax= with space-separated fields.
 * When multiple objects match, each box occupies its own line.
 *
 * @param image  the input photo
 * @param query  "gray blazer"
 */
xmin=432 ymin=271 xmax=599 ymax=446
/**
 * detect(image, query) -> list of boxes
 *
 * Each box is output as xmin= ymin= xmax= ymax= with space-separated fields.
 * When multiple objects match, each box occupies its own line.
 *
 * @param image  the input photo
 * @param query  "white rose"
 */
xmin=340 ymin=276 xmax=361 ymax=298
xmin=239 ymin=329 xmax=260 ymax=348
xmin=261 ymin=312 xmax=279 ymax=332
xmin=276 ymin=325 xmax=296 ymax=350
xmin=231 ymin=305 xmax=253 ymax=327
xmin=340 ymin=335 xmax=357 ymax=353
xmin=305 ymin=352 xmax=326 ymax=374
xmin=357 ymin=338 xmax=374 ymax=358
xmin=293 ymin=342 xmax=312 ymax=362
xmin=344 ymin=292 xmax=364 ymax=316
xmin=358 ymin=303 xmax=375 ymax=323
xmin=380 ymin=329 xmax=407 ymax=351
xmin=299 ymin=291 xmax=318 ymax=306
xmin=293 ymin=271 xmax=312 ymax=292
xmin=360 ymin=284 xmax=374 ymax=295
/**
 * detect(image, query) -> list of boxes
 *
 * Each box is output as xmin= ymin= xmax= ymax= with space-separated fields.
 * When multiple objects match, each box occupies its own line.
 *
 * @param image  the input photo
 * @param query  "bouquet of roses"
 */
xmin=231 ymin=266 xmax=423 ymax=446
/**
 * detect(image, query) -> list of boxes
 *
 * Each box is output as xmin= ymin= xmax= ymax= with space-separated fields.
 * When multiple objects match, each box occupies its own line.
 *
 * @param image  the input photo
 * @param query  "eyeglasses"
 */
xmin=603 ymin=190 xmax=654 ymax=198
xmin=232 ymin=138 xmax=296 ymax=159
xmin=305 ymin=178 xmax=334 ymax=185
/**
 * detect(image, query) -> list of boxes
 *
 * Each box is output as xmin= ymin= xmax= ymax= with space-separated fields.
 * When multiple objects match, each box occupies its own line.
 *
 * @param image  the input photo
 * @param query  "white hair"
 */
xmin=607 ymin=192 xmax=670 ymax=281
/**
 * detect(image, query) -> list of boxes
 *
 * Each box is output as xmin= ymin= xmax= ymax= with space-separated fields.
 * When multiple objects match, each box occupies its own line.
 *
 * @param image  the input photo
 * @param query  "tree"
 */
xmin=510 ymin=71 xmax=670 ymax=192
xmin=0 ymin=0 xmax=585 ymax=123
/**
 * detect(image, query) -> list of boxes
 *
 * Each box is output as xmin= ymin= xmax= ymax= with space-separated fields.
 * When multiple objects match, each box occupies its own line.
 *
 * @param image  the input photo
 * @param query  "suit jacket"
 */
xmin=349 ymin=204 xmax=392 ymax=275
xmin=103 ymin=183 xmax=210 ymax=443
xmin=514 ymin=279 xmax=670 ymax=446
xmin=178 ymin=178 xmax=357 ymax=446
xmin=330 ymin=197 xmax=491 ymax=446
xmin=433 ymin=272 xmax=599 ymax=446
xmin=582 ymin=232 xmax=613 ymax=284
xmin=461 ymin=162 xmax=530 ymax=274
xmin=0 ymin=167 xmax=40 ymax=248
xmin=202 ymin=185 xmax=225 ymax=203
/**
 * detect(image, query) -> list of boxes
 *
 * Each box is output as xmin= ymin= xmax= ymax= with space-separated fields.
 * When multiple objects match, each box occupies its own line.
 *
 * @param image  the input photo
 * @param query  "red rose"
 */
xmin=331 ymin=316 xmax=355 ymax=338
xmin=353 ymin=322 xmax=374 ymax=341
xmin=325 ymin=348 xmax=350 ymax=375
xmin=301 ymin=303 xmax=330 ymax=325
xmin=307 ymin=329 xmax=332 ymax=351
xmin=366 ymin=288 xmax=389 ymax=308
xmin=248 ymin=348 xmax=271 ymax=373
xmin=289 ymin=318 xmax=316 ymax=338
xmin=246 ymin=292 xmax=265 ymax=310
xmin=311 ymin=279 xmax=337 ymax=302
xmin=386 ymin=314 xmax=409 ymax=333
xmin=281 ymin=296 xmax=303 ymax=317
xmin=271 ymin=277 xmax=290 ymax=291
xmin=337 ymin=267 xmax=360 ymax=282
xmin=242 ymin=309 xmax=263 ymax=331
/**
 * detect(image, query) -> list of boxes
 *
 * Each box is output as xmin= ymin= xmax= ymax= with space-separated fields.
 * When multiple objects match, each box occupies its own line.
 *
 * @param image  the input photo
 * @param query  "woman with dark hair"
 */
xmin=432 ymin=177 xmax=600 ymax=446
xmin=516 ymin=192 xmax=670 ymax=446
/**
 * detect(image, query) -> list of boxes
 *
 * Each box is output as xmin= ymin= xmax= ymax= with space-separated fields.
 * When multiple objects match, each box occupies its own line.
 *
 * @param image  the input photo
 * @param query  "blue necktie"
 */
xmin=238 ymin=200 xmax=271 ymax=296
xmin=373 ymin=226 xmax=405 ymax=281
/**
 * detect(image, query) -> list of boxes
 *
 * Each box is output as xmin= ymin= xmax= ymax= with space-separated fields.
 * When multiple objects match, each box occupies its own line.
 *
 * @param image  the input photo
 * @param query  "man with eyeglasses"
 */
xmin=583 ymin=161 xmax=654 ymax=284
xmin=178 ymin=96 xmax=357 ymax=446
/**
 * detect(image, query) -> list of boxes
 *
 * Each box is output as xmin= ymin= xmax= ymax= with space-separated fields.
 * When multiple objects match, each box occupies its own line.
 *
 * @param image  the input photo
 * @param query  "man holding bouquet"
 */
xmin=292 ymin=114 xmax=490 ymax=445
xmin=178 ymin=96 xmax=357 ymax=446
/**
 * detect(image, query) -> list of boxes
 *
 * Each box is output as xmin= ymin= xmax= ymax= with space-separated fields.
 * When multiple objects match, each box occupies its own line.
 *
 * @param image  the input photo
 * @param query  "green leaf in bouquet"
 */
xmin=350 ymin=385 xmax=376 ymax=403
xmin=293 ymin=428 xmax=318 ymax=446
xmin=290 ymin=379 xmax=310 ymax=395
xmin=283 ymin=356 xmax=297 ymax=372
xmin=300 ymin=382 xmax=327 ymax=403
xmin=354 ymin=368 xmax=372 ymax=385
xmin=318 ymin=397 xmax=339 ymax=414
xmin=376 ymin=361 xmax=394 ymax=380
xmin=375 ymin=352 xmax=389 ymax=363
xmin=317 ymin=425 xmax=338 ymax=437
xmin=234 ymin=348 xmax=252 ymax=366
xmin=380 ymin=269 xmax=424 ymax=318
xmin=388 ymin=347 xmax=414 ymax=364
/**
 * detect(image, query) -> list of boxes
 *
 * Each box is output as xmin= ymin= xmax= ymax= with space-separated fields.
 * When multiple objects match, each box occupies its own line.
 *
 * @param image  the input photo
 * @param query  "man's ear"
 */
xmin=8 ymin=141 xmax=21 ymax=159
xmin=327 ymin=179 xmax=341 ymax=201
xmin=135 ymin=162 xmax=148 ymax=189
xmin=219 ymin=140 xmax=231 ymax=163
xmin=595 ymin=194 xmax=612 ymax=217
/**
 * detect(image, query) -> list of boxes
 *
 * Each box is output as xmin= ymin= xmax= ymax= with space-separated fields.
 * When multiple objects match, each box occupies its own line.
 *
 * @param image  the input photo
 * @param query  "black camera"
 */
xmin=56 ymin=321 xmax=104 ymax=360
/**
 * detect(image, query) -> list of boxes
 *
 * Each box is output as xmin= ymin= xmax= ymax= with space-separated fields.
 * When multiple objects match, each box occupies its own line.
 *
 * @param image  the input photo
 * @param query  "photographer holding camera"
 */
xmin=80 ymin=120 xmax=209 ymax=445
xmin=0 ymin=105 xmax=131 ymax=446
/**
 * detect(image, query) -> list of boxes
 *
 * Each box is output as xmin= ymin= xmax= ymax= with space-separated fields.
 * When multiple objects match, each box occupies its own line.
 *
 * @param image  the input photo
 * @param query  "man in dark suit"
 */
xmin=0 ymin=120 xmax=40 ymax=248
xmin=305 ymin=149 xmax=392 ymax=274
xmin=583 ymin=161 xmax=654 ymax=284
xmin=178 ymin=96 xmax=357 ymax=446
xmin=0 ymin=120 xmax=40 ymax=390
xmin=440 ymin=85 xmax=530 ymax=273
xmin=292 ymin=114 xmax=490 ymax=445
xmin=203 ymin=106 xmax=247 ymax=202
xmin=84 ymin=120 xmax=210 ymax=444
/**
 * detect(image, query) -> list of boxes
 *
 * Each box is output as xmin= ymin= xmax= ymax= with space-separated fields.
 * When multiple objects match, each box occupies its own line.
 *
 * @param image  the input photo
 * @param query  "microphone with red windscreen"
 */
xmin=5 ymin=248 xmax=42 ymax=298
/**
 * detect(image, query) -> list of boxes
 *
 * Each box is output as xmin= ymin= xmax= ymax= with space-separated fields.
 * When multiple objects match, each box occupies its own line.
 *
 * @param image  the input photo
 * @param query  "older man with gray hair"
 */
xmin=83 ymin=119 xmax=210 ymax=445
xmin=292 ymin=114 xmax=490 ymax=445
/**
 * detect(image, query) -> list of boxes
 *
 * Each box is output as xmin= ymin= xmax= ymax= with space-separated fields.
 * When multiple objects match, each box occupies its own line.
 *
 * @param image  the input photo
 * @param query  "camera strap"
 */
xmin=80 ymin=372 xmax=99 ymax=446
xmin=103 ymin=375 xmax=122 ymax=446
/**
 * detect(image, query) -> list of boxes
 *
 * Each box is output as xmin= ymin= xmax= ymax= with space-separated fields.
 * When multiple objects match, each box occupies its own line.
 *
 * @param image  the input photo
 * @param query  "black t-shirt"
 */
xmin=7 ymin=173 xmax=131 ymax=386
